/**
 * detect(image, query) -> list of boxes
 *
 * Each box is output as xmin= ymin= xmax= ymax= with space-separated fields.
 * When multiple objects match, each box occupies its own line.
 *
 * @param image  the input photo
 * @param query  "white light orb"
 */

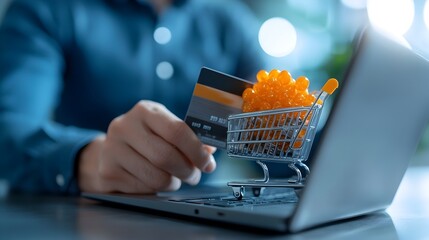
xmin=258 ymin=17 xmax=297 ymax=57
xmin=153 ymin=27 xmax=172 ymax=45
xmin=156 ymin=61 xmax=174 ymax=80
xmin=367 ymin=0 xmax=414 ymax=36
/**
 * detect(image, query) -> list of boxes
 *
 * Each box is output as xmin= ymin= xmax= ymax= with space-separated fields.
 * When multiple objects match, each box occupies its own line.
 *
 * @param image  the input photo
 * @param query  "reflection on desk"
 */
xmin=0 ymin=166 xmax=428 ymax=239
xmin=387 ymin=166 xmax=429 ymax=240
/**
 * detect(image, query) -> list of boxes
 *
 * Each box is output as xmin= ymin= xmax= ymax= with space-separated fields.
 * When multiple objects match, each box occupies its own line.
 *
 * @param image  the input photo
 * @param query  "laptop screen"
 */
xmin=290 ymin=27 xmax=429 ymax=232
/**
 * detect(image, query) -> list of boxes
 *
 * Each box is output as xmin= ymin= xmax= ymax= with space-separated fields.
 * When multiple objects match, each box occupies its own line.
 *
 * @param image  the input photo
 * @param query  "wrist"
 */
xmin=77 ymin=134 xmax=106 ymax=192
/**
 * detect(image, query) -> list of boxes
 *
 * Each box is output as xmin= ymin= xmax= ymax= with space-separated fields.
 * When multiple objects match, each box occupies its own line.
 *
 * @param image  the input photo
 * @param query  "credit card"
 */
xmin=184 ymin=67 xmax=253 ymax=149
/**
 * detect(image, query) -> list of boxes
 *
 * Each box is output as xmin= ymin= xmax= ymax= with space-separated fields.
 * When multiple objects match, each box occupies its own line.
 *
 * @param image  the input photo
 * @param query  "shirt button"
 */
xmin=56 ymin=174 xmax=65 ymax=187
xmin=156 ymin=61 xmax=174 ymax=80
xmin=153 ymin=27 xmax=172 ymax=45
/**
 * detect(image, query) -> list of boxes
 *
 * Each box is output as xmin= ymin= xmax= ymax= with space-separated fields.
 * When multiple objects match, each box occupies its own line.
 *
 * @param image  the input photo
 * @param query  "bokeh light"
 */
xmin=258 ymin=17 xmax=297 ymax=57
xmin=341 ymin=0 xmax=367 ymax=10
xmin=156 ymin=61 xmax=174 ymax=80
xmin=425 ymin=0 xmax=429 ymax=31
xmin=153 ymin=27 xmax=171 ymax=45
xmin=367 ymin=0 xmax=414 ymax=36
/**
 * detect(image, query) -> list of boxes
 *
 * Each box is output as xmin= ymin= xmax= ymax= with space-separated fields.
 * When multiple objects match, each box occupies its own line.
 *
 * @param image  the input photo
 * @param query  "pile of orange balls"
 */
xmin=242 ymin=69 xmax=318 ymax=113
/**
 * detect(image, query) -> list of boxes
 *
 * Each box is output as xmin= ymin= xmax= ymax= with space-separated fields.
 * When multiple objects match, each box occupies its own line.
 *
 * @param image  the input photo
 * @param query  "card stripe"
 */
xmin=193 ymin=83 xmax=243 ymax=109
xmin=198 ymin=67 xmax=253 ymax=96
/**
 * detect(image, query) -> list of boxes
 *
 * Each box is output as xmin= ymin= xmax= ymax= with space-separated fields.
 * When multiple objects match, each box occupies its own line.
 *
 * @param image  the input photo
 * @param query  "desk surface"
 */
xmin=1 ymin=166 xmax=428 ymax=240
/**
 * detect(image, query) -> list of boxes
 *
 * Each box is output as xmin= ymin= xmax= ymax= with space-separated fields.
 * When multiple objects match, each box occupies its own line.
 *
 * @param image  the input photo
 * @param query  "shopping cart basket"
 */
xmin=226 ymin=78 xmax=339 ymax=199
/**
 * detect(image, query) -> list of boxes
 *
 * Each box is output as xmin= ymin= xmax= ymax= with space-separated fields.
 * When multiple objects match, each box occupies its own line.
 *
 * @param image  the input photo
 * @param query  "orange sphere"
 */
xmin=256 ymin=70 xmax=269 ymax=82
xmin=242 ymin=69 xmax=316 ymax=113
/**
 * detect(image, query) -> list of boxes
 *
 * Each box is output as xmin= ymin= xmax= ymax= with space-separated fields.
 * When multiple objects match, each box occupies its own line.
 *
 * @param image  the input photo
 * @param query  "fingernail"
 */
xmin=203 ymin=154 xmax=216 ymax=173
xmin=186 ymin=169 xmax=201 ymax=186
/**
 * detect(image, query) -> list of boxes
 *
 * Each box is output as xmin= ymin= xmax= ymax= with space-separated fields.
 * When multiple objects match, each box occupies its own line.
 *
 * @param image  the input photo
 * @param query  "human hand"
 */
xmin=77 ymin=100 xmax=216 ymax=194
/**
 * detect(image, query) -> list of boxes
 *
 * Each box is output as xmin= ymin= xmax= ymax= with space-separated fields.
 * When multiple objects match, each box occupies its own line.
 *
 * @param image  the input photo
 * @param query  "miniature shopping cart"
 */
xmin=226 ymin=79 xmax=339 ymax=199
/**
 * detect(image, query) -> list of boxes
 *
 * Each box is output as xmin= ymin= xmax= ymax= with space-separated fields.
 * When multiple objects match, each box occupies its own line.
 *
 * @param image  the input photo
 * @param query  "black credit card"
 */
xmin=184 ymin=67 xmax=253 ymax=149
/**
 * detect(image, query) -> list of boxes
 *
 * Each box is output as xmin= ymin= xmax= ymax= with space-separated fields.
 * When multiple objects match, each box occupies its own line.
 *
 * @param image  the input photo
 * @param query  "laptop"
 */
xmin=83 ymin=27 xmax=429 ymax=233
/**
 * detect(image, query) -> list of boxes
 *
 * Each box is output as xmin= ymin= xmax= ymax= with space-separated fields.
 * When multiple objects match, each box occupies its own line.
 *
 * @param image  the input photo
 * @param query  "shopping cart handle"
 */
xmin=321 ymin=78 xmax=339 ymax=95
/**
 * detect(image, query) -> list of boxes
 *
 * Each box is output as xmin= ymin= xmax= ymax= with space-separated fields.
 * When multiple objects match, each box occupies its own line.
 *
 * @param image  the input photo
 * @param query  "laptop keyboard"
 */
xmin=172 ymin=189 xmax=298 ymax=208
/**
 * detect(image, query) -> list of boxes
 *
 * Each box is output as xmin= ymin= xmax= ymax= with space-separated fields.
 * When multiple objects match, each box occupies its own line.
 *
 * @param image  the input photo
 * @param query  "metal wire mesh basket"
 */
xmin=226 ymin=79 xmax=338 ymax=199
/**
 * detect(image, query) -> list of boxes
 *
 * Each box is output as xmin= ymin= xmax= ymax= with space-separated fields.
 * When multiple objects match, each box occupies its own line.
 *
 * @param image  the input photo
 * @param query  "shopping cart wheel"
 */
xmin=252 ymin=187 xmax=264 ymax=197
xmin=232 ymin=186 xmax=244 ymax=200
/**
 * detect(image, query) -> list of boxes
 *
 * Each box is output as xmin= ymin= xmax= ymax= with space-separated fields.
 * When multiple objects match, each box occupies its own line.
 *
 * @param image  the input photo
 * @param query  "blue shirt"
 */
xmin=0 ymin=0 xmax=266 ymax=194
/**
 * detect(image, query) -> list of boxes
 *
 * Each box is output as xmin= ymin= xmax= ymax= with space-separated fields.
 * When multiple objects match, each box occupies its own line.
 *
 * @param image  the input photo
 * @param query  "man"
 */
xmin=0 ymin=0 xmax=266 ymax=194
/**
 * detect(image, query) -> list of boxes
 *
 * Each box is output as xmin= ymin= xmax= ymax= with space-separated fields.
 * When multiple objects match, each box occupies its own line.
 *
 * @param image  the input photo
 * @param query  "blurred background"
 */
xmin=0 ymin=0 xmax=427 ymax=190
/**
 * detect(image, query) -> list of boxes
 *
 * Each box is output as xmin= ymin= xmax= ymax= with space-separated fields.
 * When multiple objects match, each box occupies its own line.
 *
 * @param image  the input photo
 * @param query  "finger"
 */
xmin=128 ymin=125 xmax=202 ymax=185
xmin=202 ymin=145 xmax=217 ymax=173
xmin=117 ymin=143 xmax=183 ymax=192
xmin=97 ymin=141 xmax=159 ymax=194
xmin=113 ymin=109 xmax=202 ymax=185
xmin=134 ymin=101 xmax=215 ymax=172
xmin=118 ymin=168 xmax=181 ymax=194
xmin=203 ymin=145 xmax=217 ymax=154
xmin=100 ymin=167 xmax=155 ymax=194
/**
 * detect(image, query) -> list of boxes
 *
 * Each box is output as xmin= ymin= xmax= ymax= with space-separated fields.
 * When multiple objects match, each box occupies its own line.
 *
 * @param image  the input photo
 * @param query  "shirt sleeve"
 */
xmin=0 ymin=0 xmax=101 ymax=194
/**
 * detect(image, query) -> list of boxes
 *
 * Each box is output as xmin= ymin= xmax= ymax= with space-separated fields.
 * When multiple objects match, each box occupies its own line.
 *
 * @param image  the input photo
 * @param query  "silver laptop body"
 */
xmin=84 ymin=27 xmax=429 ymax=232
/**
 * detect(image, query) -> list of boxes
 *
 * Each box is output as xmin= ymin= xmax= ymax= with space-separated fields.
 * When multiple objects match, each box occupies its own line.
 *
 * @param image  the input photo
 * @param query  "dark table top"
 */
xmin=1 ymin=166 xmax=428 ymax=240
